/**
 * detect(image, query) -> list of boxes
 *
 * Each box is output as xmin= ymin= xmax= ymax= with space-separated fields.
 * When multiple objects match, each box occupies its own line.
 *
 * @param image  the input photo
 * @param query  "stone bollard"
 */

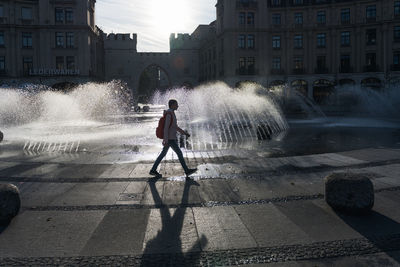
xmin=325 ymin=173 xmax=374 ymax=214
xmin=0 ymin=131 xmax=3 ymax=143
xmin=0 ymin=184 xmax=21 ymax=225
xmin=143 ymin=106 xmax=150 ymax=112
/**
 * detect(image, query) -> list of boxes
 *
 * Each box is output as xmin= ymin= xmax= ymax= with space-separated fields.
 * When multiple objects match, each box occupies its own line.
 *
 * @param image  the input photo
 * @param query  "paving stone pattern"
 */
xmin=0 ymin=148 xmax=400 ymax=266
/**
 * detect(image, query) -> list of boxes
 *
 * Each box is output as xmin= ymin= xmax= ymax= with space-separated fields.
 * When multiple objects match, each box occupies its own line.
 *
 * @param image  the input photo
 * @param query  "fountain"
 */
xmin=0 ymin=80 xmax=398 ymax=164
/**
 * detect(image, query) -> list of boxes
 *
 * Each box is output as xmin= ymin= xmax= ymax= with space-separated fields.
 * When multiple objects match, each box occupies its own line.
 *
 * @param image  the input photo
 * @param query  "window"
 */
xmin=65 ymin=8 xmax=73 ymax=23
xmin=366 ymin=53 xmax=376 ymax=66
xmin=272 ymin=14 xmax=281 ymax=25
xmin=21 ymin=7 xmax=32 ymax=20
xmin=366 ymin=29 xmax=376 ymax=45
xmin=340 ymin=55 xmax=351 ymax=72
xmin=272 ymin=35 xmax=281 ymax=49
xmin=239 ymin=57 xmax=246 ymax=71
xmin=317 ymin=11 xmax=326 ymax=24
xmin=294 ymin=56 xmax=303 ymax=69
xmin=294 ymin=35 xmax=303 ymax=48
xmin=272 ymin=57 xmax=281 ymax=69
xmin=247 ymin=57 xmax=255 ymax=72
xmin=66 ymin=56 xmax=75 ymax=69
xmin=341 ymin=31 xmax=350 ymax=46
xmin=56 ymin=32 xmax=64 ymax=48
xmin=317 ymin=33 xmax=326 ymax=48
xmin=341 ymin=8 xmax=350 ymax=23
xmin=0 ymin=56 xmax=4 ymax=72
xmin=272 ymin=0 xmax=281 ymax=6
xmin=238 ymin=35 xmax=245 ymax=48
xmin=294 ymin=0 xmax=303 ymax=5
xmin=56 ymin=56 xmax=64 ymax=70
xmin=22 ymin=32 xmax=32 ymax=48
xmin=66 ymin=32 xmax=74 ymax=48
xmin=295 ymin=13 xmax=303 ymax=25
xmin=239 ymin=12 xmax=245 ymax=25
xmin=247 ymin=12 xmax=254 ymax=25
xmin=247 ymin=34 xmax=255 ymax=49
xmin=366 ymin=5 xmax=376 ymax=21
xmin=317 ymin=56 xmax=326 ymax=69
xmin=0 ymin=6 xmax=3 ymax=17
xmin=394 ymin=26 xmax=400 ymax=42
xmin=23 ymin=57 xmax=33 ymax=74
xmin=55 ymin=8 xmax=63 ymax=23
xmin=341 ymin=55 xmax=350 ymax=68
xmin=395 ymin=2 xmax=400 ymax=16
xmin=0 ymin=31 xmax=4 ymax=46
xmin=394 ymin=52 xmax=400 ymax=66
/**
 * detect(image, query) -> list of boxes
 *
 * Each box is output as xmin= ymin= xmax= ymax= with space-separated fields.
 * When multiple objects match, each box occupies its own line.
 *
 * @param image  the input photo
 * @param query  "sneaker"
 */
xmin=149 ymin=170 xmax=162 ymax=177
xmin=185 ymin=168 xmax=197 ymax=177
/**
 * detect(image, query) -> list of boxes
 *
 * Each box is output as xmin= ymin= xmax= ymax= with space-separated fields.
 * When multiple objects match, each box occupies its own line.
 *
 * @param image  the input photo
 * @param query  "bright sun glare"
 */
xmin=150 ymin=0 xmax=190 ymax=36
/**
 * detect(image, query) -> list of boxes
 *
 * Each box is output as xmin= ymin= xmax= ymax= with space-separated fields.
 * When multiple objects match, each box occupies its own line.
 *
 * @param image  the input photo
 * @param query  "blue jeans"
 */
xmin=151 ymin=140 xmax=189 ymax=173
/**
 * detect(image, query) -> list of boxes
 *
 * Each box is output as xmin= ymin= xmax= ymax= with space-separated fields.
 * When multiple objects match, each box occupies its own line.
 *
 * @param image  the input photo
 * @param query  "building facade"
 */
xmin=0 ymin=0 xmax=104 ymax=86
xmin=212 ymin=0 xmax=400 ymax=101
xmin=103 ymin=32 xmax=202 ymax=98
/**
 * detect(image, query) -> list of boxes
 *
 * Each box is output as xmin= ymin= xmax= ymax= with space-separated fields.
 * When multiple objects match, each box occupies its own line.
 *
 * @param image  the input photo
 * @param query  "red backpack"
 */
xmin=156 ymin=111 xmax=173 ymax=139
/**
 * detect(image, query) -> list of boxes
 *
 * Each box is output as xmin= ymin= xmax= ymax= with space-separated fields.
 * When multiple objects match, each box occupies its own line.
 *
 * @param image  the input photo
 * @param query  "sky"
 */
xmin=96 ymin=0 xmax=217 ymax=52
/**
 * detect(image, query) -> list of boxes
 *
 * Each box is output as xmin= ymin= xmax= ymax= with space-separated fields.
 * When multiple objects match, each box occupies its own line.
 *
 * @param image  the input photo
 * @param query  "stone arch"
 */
xmin=313 ymin=79 xmax=335 ymax=104
xmin=361 ymin=77 xmax=382 ymax=90
xmin=137 ymin=64 xmax=172 ymax=99
xmin=291 ymin=79 xmax=308 ymax=96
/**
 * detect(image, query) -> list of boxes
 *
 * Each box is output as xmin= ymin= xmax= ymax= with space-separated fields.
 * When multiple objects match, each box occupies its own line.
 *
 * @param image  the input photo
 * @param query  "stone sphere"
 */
xmin=143 ymin=106 xmax=150 ymax=112
xmin=325 ymin=173 xmax=374 ymax=214
xmin=0 ymin=184 xmax=21 ymax=225
xmin=0 ymin=131 xmax=3 ymax=143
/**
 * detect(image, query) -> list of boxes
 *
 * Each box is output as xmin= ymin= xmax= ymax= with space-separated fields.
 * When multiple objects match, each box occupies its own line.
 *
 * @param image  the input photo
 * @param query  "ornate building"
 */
xmin=212 ymin=0 xmax=400 ymax=101
xmin=0 ymin=0 xmax=104 ymax=86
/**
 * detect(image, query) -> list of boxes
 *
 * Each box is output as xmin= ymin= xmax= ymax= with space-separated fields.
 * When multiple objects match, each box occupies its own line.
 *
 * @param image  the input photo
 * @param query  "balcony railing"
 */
xmin=236 ymin=68 xmax=258 ymax=76
xmin=236 ymin=1 xmax=258 ymax=9
xmin=292 ymin=68 xmax=306 ymax=75
xmin=339 ymin=66 xmax=353 ymax=73
xmin=270 ymin=69 xmax=285 ymax=75
xmin=314 ymin=67 xmax=329 ymax=74
xmin=363 ymin=65 xmax=380 ymax=72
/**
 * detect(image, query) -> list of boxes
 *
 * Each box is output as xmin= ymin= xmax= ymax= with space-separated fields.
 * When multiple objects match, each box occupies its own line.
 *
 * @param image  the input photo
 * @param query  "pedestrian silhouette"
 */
xmin=140 ymin=178 xmax=207 ymax=266
xmin=150 ymin=99 xmax=197 ymax=178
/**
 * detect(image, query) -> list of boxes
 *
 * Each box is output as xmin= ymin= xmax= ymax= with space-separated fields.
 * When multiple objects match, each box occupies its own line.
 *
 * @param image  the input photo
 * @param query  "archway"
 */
xmin=138 ymin=64 xmax=171 ymax=101
xmin=361 ymin=77 xmax=382 ymax=90
xmin=313 ymin=79 xmax=335 ymax=104
xmin=291 ymin=80 xmax=308 ymax=96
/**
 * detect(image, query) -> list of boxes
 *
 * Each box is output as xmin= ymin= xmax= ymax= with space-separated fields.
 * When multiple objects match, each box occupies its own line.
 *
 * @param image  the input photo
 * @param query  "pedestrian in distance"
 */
xmin=149 ymin=99 xmax=197 ymax=178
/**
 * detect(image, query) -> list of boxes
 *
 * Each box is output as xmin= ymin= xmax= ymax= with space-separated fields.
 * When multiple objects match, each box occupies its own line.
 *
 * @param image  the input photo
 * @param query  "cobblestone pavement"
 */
xmin=0 ymin=148 xmax=400 ymax=266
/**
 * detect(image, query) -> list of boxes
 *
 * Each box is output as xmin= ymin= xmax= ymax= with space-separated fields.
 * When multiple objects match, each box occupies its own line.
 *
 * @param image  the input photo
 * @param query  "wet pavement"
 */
xmin=1 ymin=109 xmax=400 ymax=266
xmin=0 ymin=143 xmax=400 ymax=265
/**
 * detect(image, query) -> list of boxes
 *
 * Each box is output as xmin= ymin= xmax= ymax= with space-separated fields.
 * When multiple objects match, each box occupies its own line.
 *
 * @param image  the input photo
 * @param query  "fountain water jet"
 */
xmin=151 ymin=82 xmax=288 ymax=150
